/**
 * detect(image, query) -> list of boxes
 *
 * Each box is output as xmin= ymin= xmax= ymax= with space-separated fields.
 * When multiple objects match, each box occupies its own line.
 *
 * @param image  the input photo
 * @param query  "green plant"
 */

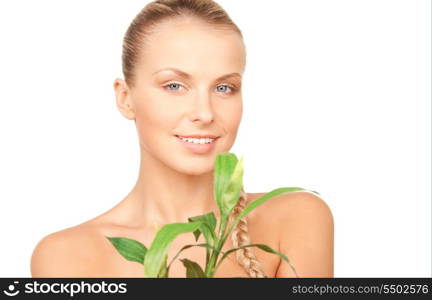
xmin=107 ymin=152 xmax=320 ymax=278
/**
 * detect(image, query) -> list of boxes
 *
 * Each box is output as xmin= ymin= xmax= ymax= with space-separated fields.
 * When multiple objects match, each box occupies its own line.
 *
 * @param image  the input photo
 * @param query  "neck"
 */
xmin=120 ymin=147 xmax=220 ymax=229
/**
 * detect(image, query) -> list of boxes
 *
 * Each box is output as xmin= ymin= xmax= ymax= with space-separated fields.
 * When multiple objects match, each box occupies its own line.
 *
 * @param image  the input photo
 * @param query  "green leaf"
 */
xmin=106 ymin=237 xmax=147 ymax=264
xmin=167 ymin=243 xmax=216 ymax=269
xmin=143 ymin=221 xmax=203 ymax=277
xmin=188 ymin=212 xmax=217 ymax=234
xmin=180 ymin=258 xmax=207 ymax=278
xmin=214 ymin=153 xmax=238 ymax=218
xmin=225 ymin=187 xmax=310 ymax=242
xmin=192 ymin=228 xmax=201 ymax=242
xmin=239 ymin=187 xmax=315 ymax=221
xmin=188 ymin=212 xmax=217 ymax=245
xmin=217 ymin=243 xmax=299 ymax=278
xmin=167 ymin=243 xmax=226 ymax=277
xmin=157 ymin=254 xmax=169 ymax=278
xmin=220 ymin=155 xmax=244 ymax=218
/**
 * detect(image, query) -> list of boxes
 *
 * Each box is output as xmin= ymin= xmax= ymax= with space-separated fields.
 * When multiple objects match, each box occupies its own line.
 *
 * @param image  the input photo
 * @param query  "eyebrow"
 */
xmin=152 ymin=67 xmax=242 ymax=81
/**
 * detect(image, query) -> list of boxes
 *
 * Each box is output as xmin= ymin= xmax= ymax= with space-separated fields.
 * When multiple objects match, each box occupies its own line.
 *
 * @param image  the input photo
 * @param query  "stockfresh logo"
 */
xmin=3 ymin=281 xmax=20 ymax=297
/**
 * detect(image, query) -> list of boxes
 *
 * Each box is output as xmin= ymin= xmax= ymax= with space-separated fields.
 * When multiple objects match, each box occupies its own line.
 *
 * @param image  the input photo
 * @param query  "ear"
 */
xmin=113 ymin=78 xmax=136 ymax=120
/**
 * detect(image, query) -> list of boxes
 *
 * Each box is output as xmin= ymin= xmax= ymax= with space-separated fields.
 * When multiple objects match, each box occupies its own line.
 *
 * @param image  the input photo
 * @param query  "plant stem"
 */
xmin=205 ymin=251 xmax=217 ymax=277
xmin=205 ymin=215 xmax=229 ymax=277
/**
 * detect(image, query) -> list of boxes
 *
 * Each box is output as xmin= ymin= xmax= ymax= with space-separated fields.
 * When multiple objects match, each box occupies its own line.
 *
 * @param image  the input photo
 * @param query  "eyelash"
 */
xmin=163 ymin=82 xmax=237 ymax=94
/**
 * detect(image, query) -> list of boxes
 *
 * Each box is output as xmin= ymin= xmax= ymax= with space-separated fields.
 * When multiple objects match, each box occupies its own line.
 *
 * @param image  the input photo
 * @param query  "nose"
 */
xmin=188 ymin=91 xmax=214 ymax=124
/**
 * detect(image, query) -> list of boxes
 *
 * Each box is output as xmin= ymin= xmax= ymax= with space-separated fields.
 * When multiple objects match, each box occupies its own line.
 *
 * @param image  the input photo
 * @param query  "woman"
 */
xmin=31 ymin=0 xmax=334 ymax=278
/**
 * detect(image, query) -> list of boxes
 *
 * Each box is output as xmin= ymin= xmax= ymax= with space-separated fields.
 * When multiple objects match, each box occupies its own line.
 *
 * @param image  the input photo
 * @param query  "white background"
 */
xmin=0 ymin=0 xmax=430 ymax=277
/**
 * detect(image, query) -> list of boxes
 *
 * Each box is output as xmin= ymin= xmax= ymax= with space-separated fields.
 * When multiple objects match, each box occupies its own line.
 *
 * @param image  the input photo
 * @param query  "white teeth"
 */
xmin=178 ymin=136 xmax=214 ymax=144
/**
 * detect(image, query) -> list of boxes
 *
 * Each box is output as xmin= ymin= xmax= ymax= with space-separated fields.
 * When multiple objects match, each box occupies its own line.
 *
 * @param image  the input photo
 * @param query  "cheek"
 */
xmin=219 ymin=101 xmax=242 ymax=131
xmin=134 ymin=92 xmax=178 ymax=130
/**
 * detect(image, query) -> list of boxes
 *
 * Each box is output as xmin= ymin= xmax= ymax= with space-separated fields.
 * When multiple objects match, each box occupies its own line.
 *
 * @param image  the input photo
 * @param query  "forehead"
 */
xmin=137 ymin=18 xmax=246 ymax=77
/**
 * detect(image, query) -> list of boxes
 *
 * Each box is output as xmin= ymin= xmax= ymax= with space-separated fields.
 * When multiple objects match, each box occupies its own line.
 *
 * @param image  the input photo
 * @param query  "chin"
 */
xmin=170 ymin=156 xmax=215 ymax=176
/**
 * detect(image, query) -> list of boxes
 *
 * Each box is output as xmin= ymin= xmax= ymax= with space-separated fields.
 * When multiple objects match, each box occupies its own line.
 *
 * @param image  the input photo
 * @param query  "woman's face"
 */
xmin=115 ymin=18 xmax=246 ymax=176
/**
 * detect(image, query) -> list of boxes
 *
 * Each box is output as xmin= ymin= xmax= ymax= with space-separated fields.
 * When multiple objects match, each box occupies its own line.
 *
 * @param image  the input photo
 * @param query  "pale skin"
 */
xmin=30 ymin=17 xmax=334 ymax=278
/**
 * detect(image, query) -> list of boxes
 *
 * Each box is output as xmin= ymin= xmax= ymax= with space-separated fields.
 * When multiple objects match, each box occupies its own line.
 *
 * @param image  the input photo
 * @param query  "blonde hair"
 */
xmin=121 ymin=0 xmax=265 ymax=277
xmin=230 ymin=188 xmax=267 ymax=278
xmin=121 ymin=0 xmax=244 ymax=89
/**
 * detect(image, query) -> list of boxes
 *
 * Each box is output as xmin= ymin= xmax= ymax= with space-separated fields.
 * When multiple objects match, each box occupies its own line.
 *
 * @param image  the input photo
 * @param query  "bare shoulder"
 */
xmin=278 ymin=191 xmax=333 ymax=226
xmin=245 ymin=190 xmax=332 ymax=221
xmin=245 ymin=190 xmax=333 ymax=277
xmin=273 ymin=190 xmax=334 ymax=278
xmin=30 ymin=222 xmax=108 ymax=277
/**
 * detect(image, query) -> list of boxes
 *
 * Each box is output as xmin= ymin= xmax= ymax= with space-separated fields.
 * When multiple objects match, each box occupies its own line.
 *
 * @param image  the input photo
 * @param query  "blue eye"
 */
xmin=165 ymin=82 xmax=183 ymax=91
xmin=216 ymin=85 xmax=233 ymax=93
xmin=163 ymin=82 xmax=236 ymax=94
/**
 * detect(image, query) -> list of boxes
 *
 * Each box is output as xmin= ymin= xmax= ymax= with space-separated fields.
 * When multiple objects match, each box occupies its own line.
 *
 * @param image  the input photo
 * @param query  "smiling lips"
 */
xmin=175 ymin=135 xmax=219 ymax=154
xmin=176 ymin=134 xmax=219 ymax=139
